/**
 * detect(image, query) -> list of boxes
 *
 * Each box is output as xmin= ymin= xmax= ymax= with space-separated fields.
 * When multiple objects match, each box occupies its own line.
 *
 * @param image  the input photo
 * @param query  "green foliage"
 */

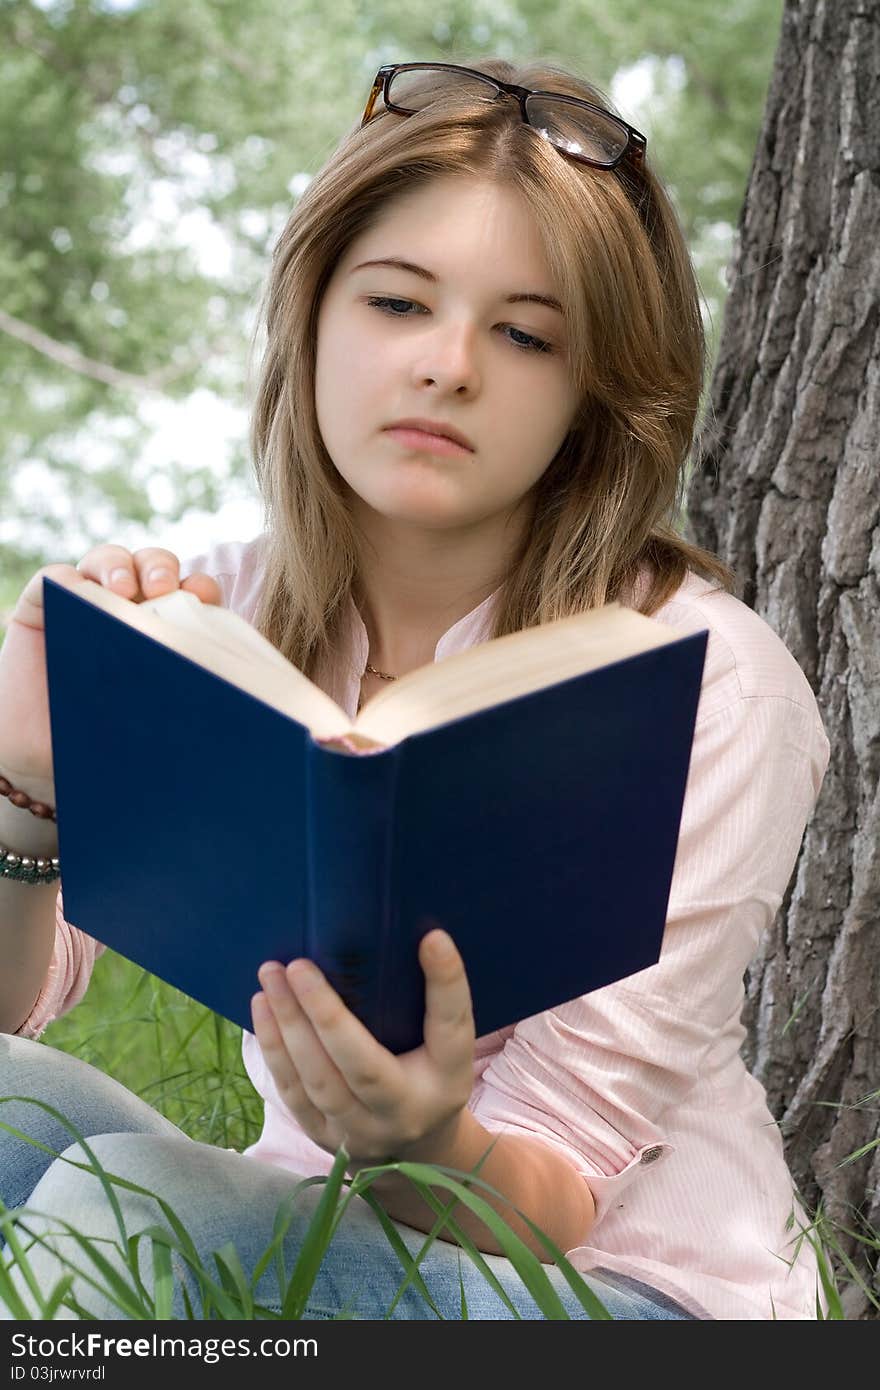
xmin=40 ymin=948 xmax=264 ymax=1152
xmin=0 ymin=0 xmax=783 ymax=576
xmin=0 ymin=1093 xmax=616 ymax=1319
xmin=0 ymin=948 xmax=855 ymax=1320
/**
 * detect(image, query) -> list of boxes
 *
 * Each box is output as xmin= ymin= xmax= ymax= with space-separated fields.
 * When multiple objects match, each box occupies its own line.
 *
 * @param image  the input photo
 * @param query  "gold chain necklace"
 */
xmin=358 ymin=661 xmax=397 ymax=714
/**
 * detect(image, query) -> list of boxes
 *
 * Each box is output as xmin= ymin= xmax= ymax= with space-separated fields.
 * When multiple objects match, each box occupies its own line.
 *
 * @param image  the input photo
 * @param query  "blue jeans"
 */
xmin=0 ymin=1035 xmax=699 ymax=1320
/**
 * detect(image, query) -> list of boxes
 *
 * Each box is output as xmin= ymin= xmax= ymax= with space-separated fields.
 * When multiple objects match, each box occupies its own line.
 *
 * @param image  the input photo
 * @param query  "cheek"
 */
xmin=316 ymin=351 xmax=369 ymax=457
xmin=492 ymin=389 xmax=576 ymax=491
xmin=500 ymin=379 xmax=573 ymax=449
xmin=316 ymin=330 xmax=377 ymax=422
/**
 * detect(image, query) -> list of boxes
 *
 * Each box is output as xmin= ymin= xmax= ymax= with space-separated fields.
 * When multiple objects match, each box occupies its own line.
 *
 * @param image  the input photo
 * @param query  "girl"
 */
xmin=0 ymin=57 xmax=830 ymax=1320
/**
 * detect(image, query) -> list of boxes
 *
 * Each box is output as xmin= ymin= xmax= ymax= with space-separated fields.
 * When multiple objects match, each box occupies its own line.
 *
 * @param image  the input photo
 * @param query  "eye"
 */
xmin=364 ymin=296 xmax=555 ymax=356
xmin=365 ymin=295 xmax=422 ymax=318
xmin=505 ymin=326 xmax=554 ymax=355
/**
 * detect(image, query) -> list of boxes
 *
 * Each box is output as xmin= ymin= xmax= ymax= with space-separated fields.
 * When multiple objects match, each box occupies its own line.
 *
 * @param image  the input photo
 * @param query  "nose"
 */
xmin=410 ymin=318 xmax=481 ymax=396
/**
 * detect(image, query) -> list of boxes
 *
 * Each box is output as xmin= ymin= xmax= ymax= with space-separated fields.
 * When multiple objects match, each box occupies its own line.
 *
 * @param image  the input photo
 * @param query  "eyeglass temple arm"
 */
xmin=628 ymin=131 xmax=647 ymax=164
xmin=361 ymin=75 xmax=385 ymax=125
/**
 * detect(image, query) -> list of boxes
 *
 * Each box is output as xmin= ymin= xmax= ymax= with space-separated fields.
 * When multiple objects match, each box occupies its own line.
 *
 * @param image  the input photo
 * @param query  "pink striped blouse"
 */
xmin=18 ymin=533 xmax=832 ymax=1320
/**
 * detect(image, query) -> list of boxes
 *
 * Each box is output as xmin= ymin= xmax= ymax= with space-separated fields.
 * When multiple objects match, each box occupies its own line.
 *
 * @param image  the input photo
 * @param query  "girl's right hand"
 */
xmin=0 ymin=544 xmax=223 ymax=797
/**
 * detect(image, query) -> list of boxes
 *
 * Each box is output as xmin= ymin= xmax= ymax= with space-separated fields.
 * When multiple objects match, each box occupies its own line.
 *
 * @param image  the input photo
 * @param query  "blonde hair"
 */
xmin=249 ymin=55 xmax=736 ymax=680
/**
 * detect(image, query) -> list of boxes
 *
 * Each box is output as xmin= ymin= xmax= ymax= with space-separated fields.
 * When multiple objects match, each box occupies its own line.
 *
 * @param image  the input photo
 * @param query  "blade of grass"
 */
xmin=0 ymin=1218 xmax=46 ymax=1318
xmin=279 ymin=1148 xmax=350 ymax=1319
xmin=149 ymin=1237 xmax=175 ymax=1320
xmin=0 ymin=1097 xmax=145 ymax=1294
xmin=212 ymin=1242 xmax=255 ymax=1317
xmin=4 ymin=1212 xmax=153 ymax=1318
xmin=40 ymin=1274 xmax=77 ymax=1321
xmin=129 ymin=1225 xmax=256 ymax=1319
xmin=382 ymin=1162 xmax=608 ymax=1319
xmin=355 ymin=1176 xmax=520 ymax=1317
xmin=348 ymin=1187 xmax=447 ymax=1318
xmin=2 ymin=1120 xmax=266 ymax=1321
xmin=342 ymin=1141 xmax=518 ymax=1318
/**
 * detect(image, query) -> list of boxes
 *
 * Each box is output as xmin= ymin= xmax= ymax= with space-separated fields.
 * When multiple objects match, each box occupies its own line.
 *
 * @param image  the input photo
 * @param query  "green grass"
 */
xmin=38 ymin=948 xmax=264 ymax=1152
xmin=0 ymin=949 xmax=870 ymax=1320
xmin=0 ymin=1106 xmax=613 ymax=1320
xmin=0 ymin=950 xmax=616 ymax=1319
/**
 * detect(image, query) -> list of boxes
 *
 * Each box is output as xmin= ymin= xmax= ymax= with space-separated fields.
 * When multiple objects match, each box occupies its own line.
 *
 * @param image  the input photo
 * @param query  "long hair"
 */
xmin=249 ymin=55 xmax=737 ymax=681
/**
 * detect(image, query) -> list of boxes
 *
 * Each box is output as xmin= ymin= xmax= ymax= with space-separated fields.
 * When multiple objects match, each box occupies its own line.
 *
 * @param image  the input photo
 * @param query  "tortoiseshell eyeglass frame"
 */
xmin=361 ymin=61 xmax=647 ymax=171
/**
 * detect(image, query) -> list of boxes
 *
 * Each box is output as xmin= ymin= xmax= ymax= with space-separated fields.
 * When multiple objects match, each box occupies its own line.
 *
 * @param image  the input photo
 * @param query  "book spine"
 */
xmin=304 ymin=734 xmax=398 ymax=1044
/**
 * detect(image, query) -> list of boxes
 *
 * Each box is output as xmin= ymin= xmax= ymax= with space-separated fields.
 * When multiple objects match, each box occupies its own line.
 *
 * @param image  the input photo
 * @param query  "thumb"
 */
xmin=420 ymin=929 xmax=475 ymax=1062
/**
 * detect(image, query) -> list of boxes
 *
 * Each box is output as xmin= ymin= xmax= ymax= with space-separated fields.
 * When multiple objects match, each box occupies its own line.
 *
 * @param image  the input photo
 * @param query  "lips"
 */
xmin=384 ymin=427 xmax=472 ymax=457
xmin=385 ymin=419 xmax=474 ymax=451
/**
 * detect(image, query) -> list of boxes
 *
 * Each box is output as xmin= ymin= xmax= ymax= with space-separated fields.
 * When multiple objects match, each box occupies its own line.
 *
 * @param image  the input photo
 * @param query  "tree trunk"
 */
xmin=686 ymin=0 xmax=879 ymax=1320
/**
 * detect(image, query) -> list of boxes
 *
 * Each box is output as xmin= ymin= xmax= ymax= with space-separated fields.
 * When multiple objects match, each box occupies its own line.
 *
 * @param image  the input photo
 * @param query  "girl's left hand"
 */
xmin=250 ymin=928 xmax=476 ymax=1170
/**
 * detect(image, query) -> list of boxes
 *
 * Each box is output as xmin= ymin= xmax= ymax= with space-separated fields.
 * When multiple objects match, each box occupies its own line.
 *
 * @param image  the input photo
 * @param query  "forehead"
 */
xmin=340 ymin=175 xmax=553 ymax=279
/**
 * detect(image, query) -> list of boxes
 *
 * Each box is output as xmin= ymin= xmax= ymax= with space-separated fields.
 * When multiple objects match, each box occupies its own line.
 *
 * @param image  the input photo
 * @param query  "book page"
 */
xmin=65 ymin=580 xmax=355 ymax=741
xmin=59 ymin=579 xmax=686 ymax=753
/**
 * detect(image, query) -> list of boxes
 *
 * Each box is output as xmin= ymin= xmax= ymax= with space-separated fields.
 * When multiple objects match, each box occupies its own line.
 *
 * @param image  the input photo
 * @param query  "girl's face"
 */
xmin=314 ymin=175 xmax=580 ymax=535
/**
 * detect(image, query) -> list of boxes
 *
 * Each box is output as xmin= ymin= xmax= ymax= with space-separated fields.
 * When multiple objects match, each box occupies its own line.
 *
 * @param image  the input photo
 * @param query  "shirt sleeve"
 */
xmin=467 ymin=693 xmax=831 ymax=1229
xmin=14 ymin=886 xmax=107 ymax=1040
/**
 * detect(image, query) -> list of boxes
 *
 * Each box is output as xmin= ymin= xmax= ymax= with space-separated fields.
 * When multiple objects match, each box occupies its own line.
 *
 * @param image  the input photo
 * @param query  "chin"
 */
xmin=355 ymin=477 xmax=467 ymax=522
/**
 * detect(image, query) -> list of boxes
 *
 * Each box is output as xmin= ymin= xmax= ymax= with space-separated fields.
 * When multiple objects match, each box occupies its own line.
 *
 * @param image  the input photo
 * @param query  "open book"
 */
xmin=43 ymin=575 xmax=708 ymax=1053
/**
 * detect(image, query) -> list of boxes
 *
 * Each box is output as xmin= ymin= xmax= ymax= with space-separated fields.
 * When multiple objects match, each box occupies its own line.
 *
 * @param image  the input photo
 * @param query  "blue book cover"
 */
xmin=43 ymin=575 xmax=708 ymax=1054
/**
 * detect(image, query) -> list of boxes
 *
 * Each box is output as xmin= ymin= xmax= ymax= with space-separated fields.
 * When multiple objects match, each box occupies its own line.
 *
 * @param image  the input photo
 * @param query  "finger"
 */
xmin=179 ymin=572 xmax=224 ymax=606
xmin=258 ymin=963 xmax=356 ymax=1119
xmin=251 ymin=990 xmax=328 ymax=1137
xmin=131 ymin=549 xmax=221 ymax=606
xmin=74 ymin=544 xmax=166 ymax=601
xmin=73 ymin=544 xmax=222 ymax=606
xmin=132 ymin=547 xmax=185 ymax=598
xmin=75 ymin=544 xmax=143 ymax=597
xmin=419 ymin=930 xmax=476 ymax=1065
xmin=283 ymin=959 xmax=400 ymax=1110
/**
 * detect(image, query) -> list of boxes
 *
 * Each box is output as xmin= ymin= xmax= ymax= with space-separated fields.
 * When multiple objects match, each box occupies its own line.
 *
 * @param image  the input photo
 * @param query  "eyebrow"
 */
xmin=349 ymin=258 xmax=565 ymax=316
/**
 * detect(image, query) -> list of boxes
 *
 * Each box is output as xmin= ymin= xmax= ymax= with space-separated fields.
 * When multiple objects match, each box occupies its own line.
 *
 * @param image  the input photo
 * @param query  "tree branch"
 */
xmin=0 ymin=308 xmax=195 ymax=394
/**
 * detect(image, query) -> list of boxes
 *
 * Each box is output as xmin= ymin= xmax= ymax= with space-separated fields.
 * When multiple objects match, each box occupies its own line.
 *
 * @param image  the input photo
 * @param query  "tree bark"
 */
xmin=686 ymin=0 xmax=880 ymax=1320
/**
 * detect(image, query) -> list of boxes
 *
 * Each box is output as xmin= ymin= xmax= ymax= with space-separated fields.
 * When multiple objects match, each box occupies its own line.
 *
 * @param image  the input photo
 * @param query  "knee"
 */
xmin=16 ymin=1135 xmax=159 ymax=1262
xmin=3 ymin=1135 xmax=183 ymax=1321
xmin=1 ymin=1031 xmax=70 ymax=1075
xmin=27 ymin=1133 xmax=168 ymax=1225
xmin=0 ymin=1032 xmax=44 ymax=1061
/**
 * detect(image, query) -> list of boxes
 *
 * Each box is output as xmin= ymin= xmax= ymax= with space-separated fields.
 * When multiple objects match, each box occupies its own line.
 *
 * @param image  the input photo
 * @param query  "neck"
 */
xmin=357 ymin=589 xmax=498 ymax=677
xmin=348 ymin=495 xmax=532 ymax=676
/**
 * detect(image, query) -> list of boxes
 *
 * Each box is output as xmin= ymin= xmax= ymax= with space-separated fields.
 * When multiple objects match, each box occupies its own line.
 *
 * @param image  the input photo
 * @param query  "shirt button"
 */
xmin=640 ymin=1145 xmax=664 ymax=1165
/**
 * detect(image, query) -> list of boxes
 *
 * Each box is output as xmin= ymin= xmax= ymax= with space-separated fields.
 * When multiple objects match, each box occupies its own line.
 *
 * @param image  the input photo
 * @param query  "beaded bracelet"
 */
xmin=0 ymin=772 xmax=60 ymax=885
xmin=0 ymin=773 xmax=56 ymax=822
xmin=0 ymin=845 xmax=61 ymax=884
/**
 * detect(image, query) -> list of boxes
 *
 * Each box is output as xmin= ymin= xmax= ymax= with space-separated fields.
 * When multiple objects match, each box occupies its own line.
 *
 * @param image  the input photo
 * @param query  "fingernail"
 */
xmin=146 ymin=567 xmax=174 ymax=586
xmin=109 ymin=567 xmax=134 ymax=588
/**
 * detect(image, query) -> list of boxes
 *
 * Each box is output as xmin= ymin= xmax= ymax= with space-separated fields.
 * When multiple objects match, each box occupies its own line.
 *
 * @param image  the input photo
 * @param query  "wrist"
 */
xmin=0 ymin=793 xmax=59 ymax=859
xmin=343 ymin=1100 xmax=469 ymax=1178
xmin=347 ymin=1107 xmax=473 ymax=1184
xmin=391 ymin=1107 xmax=470 ymax=1168
xmin=0 ymin=767 xmax=55 ymax=802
